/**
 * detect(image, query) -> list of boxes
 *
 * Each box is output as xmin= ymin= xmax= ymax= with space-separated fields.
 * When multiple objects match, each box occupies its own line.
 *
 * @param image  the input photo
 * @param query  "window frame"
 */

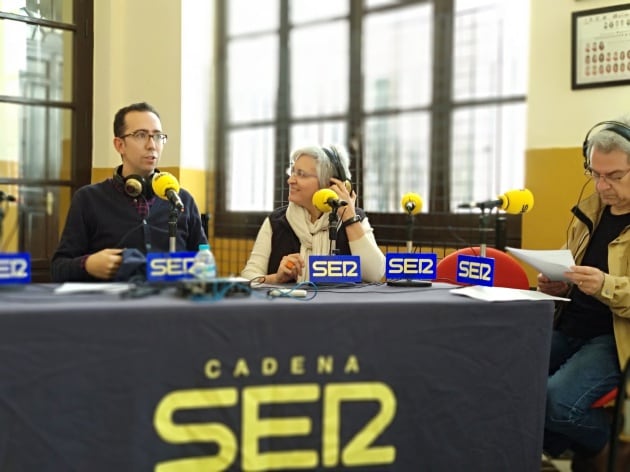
xmin=214 ymin=0 xmax=524 ymax=248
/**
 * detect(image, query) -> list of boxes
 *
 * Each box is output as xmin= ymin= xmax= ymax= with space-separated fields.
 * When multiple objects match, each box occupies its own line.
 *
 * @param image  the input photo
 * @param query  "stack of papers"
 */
xmin=451 ymin=285 xmax=570 ymax=302
xmin=506 ymin=247 xmax=575 ymax=282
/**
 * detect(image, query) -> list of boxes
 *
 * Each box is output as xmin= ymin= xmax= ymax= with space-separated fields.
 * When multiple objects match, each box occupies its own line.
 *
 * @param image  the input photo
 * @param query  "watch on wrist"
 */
xmin=342 ymin=215 xmax=362 ymax=228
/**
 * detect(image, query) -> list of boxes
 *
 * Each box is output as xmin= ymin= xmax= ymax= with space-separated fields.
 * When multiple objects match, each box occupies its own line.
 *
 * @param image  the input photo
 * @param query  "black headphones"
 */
xmin=322 ymin=145 xmax=352 ymax=193
xmin=582 ymin=120 xmax=630 ymax=169
xmin=113 ymin=165 xmax=156 ymax=198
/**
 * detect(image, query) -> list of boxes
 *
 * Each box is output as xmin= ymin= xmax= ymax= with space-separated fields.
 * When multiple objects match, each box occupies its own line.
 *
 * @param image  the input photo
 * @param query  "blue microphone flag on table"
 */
xmin=456 ymin=254 xmax=495 ymax=286
xmin=0 ymin=252 xmax=31 ymax=284
xmin=386 ymin=253 xmax=437 ymax=280
xmin=309 ymin=255 xmax=361 ymax=284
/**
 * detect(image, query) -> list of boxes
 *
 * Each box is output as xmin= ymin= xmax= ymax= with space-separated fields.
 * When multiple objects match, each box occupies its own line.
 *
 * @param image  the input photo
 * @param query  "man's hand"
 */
xmin=537 ymin=273 xmax=569 ymax=297
xmin=564 ymin=265 xmax=605 ymax=296
xmin=85 ymin=248 xmax=123 ymax=280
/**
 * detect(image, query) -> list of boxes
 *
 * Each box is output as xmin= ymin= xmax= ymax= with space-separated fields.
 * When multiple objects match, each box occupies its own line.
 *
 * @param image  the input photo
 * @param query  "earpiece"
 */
xmin=113 ymin=165 xmax=156 ymax=198
xmin=322 ymin=145 xmax=352 ymax=193
xmin=582 ymin=121 xmax=630 ymax=169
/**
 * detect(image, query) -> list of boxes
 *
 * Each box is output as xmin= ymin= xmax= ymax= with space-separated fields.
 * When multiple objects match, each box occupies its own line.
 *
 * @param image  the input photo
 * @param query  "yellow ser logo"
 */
xmin=154 ymin=382 xmax=397 ymax=471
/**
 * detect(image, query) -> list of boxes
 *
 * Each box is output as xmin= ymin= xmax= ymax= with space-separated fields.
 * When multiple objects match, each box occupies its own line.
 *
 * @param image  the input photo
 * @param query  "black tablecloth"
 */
xmin=0 ymin=283 xmax=553 ymax=471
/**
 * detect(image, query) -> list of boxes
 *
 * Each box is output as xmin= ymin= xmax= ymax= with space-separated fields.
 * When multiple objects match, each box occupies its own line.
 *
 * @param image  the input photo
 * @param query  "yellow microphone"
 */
xmin=401 ymin=192 xmax=423 ymax=215
xmin=312 ymin=188 xmax=347 ymax=213
xmin=152 ymin=172 xmax=184 ymax=212
xmin=499 ymin=188 xmax=534 ymax=214
xmin=458 ymin=188 xmax=534 ymax=214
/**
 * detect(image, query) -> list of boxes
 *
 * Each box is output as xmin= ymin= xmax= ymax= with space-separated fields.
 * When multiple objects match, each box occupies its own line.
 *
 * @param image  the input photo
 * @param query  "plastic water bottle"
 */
xmin=192 ymin=243 xmax=217 ymax=281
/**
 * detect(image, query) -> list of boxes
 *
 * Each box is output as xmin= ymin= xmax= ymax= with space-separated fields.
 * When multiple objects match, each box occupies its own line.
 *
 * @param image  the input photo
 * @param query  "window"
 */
xmin=215 ymin=0 xmax=529 ymax=243
xmin=0 ymin=1 xmax=93 ymax=280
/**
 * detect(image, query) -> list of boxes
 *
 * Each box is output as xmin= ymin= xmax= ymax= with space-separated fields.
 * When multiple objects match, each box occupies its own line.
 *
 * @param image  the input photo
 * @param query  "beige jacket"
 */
xmin=563 ymin=193 xmax=630 ymax=367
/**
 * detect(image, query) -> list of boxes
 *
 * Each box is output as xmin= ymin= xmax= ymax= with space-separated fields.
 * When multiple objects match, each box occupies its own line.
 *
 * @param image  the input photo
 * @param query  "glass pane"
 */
xmin=228 ymin=0 xmax=279 ymax=36
xmin=453 ymin=0 xmax=529 ymax=100
xmin=291 ymin=21 xmax=348 ymax=118
xmin=290 ymin=121 xmax=347 ymax=150
xmin=226 ymin=128 xmax=275 ymax=211
xmin=290 ymin=0 xmax=348 ymax=24
xmin=450 ymin=103 xmax=526 ymax=211
xmin=228 ymin=35 xmax=278 ymax=123
xmin=0 ymin=0 xmax=73 ymax=23
xmin=0 ymin=20 xmax=72 ymax=102
xmin=1 ymin=185 xmax=71 ymax=257
xmin=0 ymin=102 xmax=72 ymax=180
xmin=364 ymin=4 xmax=433 ymax=111
xmin=363 ymin=112 xmax=430 ymax=213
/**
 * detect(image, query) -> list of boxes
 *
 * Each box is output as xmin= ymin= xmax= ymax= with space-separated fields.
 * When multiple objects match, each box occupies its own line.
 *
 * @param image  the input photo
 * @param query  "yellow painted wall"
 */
xmin=524 ymin=147 xmax=595 ymax=250
xmin=522 ymin=147 xmax=596 ymax=284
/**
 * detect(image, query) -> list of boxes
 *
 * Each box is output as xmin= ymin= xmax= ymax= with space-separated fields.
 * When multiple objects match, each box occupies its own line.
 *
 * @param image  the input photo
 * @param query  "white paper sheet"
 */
xmin=54 ymin=283 xmax=131 ymax=294
xmin=505 ymin=247 xmax=575 ymax=282
xmin=451 ymin=285 xmax=570 ymax=302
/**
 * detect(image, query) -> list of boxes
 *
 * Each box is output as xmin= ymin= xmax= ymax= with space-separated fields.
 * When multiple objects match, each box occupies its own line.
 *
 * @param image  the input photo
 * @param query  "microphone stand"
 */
xmin=477 ymin=205 xmax=492 ymax=257
xmin=406 ymin=213 xmax=414 ymax=253
xmin=0 ymin=204 xmax=4 ymax=247
xmin=168 ymin=206 xmax=179 ymax=253
xmin=328 ymin=210 xmax=340 ymax=255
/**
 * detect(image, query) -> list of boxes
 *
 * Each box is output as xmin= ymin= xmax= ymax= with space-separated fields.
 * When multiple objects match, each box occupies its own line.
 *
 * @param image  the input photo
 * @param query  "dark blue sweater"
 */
xmin=51 ymin=179 xmax=207 ymax=282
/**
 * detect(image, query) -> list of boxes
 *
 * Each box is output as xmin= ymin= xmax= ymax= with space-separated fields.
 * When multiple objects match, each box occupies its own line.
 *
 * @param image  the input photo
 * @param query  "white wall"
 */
xmin=528 ymin=0 xmax=630 ymax=149
xmin=93 ymin=0 xmax=212 ymax=172
xmin=181 ymin=0 xmax=214 ymax=171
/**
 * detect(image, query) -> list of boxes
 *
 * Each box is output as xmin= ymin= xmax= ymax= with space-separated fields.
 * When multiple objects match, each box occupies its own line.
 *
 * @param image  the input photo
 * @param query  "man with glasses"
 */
xmin=539 ymin=117 xmax=630 ymax=470
xmin=51 ymin=102 xmax=207 ymax=282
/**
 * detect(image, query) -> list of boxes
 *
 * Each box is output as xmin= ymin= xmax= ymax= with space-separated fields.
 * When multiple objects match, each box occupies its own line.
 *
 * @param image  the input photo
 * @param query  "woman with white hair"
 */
xmin=241 ymin=144 xmax=384 ymax=284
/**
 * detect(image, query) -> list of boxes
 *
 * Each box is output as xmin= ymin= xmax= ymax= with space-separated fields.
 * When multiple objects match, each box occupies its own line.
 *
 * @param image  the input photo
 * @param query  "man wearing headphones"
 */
xmin=539 ymin=116 xmax=630 ymax=470
xmin=51 ymin=102 xmax=207 ymax=282
xmin=240 ymin=144 xmax=384 ymax=283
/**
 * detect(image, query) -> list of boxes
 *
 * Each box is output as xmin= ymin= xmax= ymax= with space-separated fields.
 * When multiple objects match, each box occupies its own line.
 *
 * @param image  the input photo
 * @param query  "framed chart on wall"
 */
xmin=572 ymin=4 xmax=630 ymax=89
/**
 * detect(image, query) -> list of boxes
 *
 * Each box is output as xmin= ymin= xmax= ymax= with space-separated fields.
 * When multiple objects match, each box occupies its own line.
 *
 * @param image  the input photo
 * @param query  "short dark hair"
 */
xmin=113 ymin=102 xmax=160 ymax=137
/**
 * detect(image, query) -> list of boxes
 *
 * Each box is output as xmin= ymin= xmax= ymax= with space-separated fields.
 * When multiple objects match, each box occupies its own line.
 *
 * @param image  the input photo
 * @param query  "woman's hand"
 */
xmin=274 ymin=253 xmax=304 ymax=283
xmin=329 ymin=177 xmax=357 ymax=219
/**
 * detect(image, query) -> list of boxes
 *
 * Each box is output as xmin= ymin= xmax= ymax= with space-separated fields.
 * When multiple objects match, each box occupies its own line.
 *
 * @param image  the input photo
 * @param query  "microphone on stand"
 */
xmin=387 ymin=192 xmax=432 ymax=288
xmin=312 ymin=188 xmax=347 ymax=212
xmin=401 ymin=192 xmax=422 ymax=252
xmin=0 ymin=191 xmax=16 ymax=203
xmin=457 ymin=188 xmax=534 ymax=214
xmin=458 ymin=188 xmax=534 ymax=257
xmin=152 ymin=172 xmax=185 ymax=212
xmin=152 ymin=172 xmax=184 ymax=253
xmin=313 ymin=189 xmax=346 ymax=255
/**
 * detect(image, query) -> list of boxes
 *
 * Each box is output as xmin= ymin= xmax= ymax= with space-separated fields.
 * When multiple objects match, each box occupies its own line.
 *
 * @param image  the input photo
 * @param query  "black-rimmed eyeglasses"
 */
xmin=585 ymin=167 xmax=630 ymax=184
xmin=120 ymin=130 xmax=168 ymax=144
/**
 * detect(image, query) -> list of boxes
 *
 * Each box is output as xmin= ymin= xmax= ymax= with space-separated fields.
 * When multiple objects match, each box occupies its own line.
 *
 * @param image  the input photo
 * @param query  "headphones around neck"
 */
xmin=582 ymin=120 xmax=630 ymax=169
xmin=322 ymin=145 xmax=352 ymax=193
xmin=113 ymin=165 xmax=157 ymax=198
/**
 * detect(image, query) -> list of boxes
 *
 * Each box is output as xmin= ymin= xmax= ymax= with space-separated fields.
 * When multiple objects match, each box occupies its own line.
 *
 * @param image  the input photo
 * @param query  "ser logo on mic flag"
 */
xmin=456 ymin=254 xmax=495 ymax=286
xmin=309 ymin=255 xmax=361 ymax=284
xmin=147 ymin=252 xmax=197 ymax=282
xmin=0 ymin=252 xmax=31 ymax=284
xmin=385 ymin=253 xmax=437 ymax=280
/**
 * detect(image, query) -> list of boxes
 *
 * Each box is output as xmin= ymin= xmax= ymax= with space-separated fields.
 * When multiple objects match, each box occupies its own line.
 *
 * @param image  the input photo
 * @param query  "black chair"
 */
xmin=201 ymin=212 xmax=211 ymax=239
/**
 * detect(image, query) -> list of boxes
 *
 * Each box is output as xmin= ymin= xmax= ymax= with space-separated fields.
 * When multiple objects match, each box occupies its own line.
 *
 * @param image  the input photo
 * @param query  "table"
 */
xmin=0 ymin=283 xmax=554 ymax=471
